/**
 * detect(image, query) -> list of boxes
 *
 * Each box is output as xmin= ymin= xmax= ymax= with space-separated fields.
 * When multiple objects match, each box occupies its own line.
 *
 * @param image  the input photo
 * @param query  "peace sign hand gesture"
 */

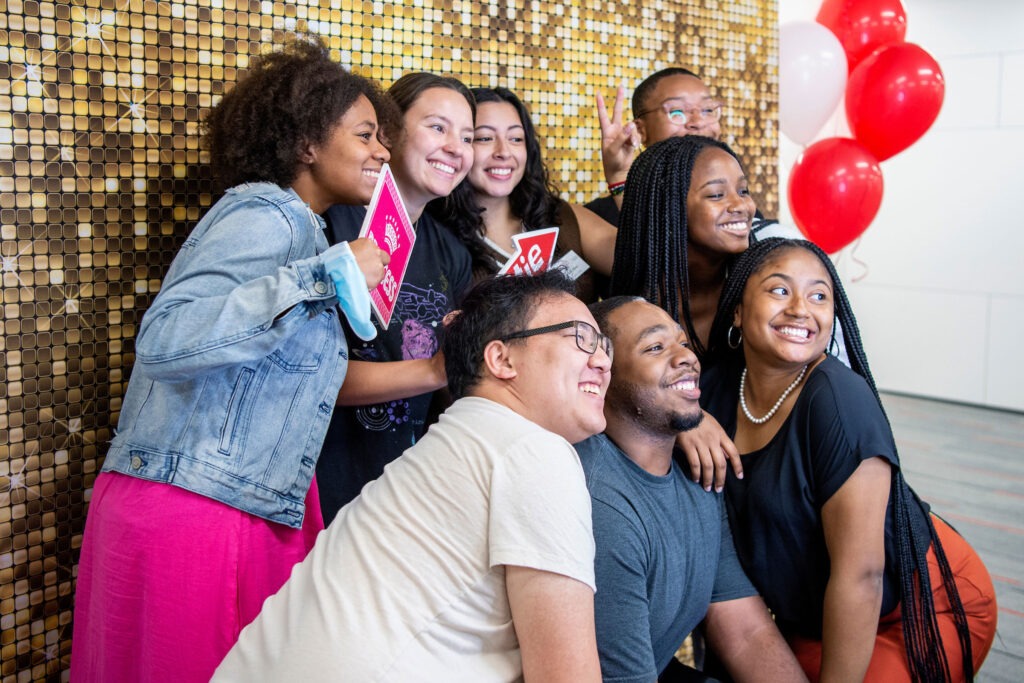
xmin=596 ymin=83 xmax=642 ymax=186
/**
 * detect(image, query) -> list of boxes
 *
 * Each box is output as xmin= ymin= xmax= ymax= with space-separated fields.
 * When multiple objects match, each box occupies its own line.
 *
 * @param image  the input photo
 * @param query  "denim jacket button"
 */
xmin=313 ymin=281 xmax=328 ymax=294
xmin=130 ymin=456 xmax=143 ymax=470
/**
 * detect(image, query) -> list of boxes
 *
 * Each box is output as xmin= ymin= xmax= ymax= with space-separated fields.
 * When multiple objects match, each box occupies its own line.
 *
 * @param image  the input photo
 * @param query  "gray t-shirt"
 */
xmin=575 ymin=434 xmax=756 ymax=683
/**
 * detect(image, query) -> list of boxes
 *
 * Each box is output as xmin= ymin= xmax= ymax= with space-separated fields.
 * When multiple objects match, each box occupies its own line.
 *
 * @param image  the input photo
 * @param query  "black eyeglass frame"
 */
xmin=501 ymin=320 xmax=613 ymax=360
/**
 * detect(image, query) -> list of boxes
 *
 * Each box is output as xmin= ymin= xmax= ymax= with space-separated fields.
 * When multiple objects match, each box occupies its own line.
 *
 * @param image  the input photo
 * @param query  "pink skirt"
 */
xmin=70 ymin=471 xmax=325 ymax=683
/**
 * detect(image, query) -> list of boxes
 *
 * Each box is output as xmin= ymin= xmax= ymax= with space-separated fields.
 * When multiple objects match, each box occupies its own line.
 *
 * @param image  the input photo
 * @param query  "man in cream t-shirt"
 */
xmin=214 ymin=271 xmax=611 ymax=682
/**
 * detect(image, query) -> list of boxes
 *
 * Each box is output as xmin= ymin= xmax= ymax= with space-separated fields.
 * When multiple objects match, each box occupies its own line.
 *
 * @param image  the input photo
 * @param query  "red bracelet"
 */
xmin=608 ymin=180 xmax=626 ymax=197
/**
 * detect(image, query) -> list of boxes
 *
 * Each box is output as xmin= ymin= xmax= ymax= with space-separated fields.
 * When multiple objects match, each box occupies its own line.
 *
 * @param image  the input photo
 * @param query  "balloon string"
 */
xmin=848 ymin=236 xmax=869 ymax=282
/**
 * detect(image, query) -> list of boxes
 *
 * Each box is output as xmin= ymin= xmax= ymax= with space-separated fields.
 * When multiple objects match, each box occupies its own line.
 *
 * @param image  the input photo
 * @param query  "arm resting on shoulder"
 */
xmin=506 ymin=565 xmax=601 ymax=683
xmin=335 ymin=355 xmax=447 ymax=406
xmin=675 ymin=411 xmax=743 ymax=492
xmin=704 ymin=596 xmax=807 ymax=683
xmin=818 ymin=456 xmax=891 ymax=683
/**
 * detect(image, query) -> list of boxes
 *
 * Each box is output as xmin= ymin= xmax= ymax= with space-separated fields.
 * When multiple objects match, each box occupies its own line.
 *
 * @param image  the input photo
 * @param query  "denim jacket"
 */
xmin=103 ymin=183 xmax=350 ymax=528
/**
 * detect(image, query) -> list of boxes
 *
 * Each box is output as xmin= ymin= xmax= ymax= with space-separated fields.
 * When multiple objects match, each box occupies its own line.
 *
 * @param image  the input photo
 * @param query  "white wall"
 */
xmin=778 ymin=0 xmax=1024 ymax=411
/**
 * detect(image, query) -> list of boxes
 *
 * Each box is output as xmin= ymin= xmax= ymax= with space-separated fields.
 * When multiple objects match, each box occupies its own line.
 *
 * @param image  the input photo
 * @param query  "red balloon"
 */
xmin=788 ymin=138 xmax=884 ymax=254
xmin=816 ymin=0 xmax=908 ymax=73
xmin=845 ymin=42 xmax=945 ymax=161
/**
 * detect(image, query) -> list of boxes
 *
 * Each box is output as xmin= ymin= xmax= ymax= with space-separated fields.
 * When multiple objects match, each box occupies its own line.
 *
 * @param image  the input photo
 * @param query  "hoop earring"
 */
xmin=828 ymin=324 xmax=839 ymax=356
xmin=727 ymin=325 xmax=742 ymax=350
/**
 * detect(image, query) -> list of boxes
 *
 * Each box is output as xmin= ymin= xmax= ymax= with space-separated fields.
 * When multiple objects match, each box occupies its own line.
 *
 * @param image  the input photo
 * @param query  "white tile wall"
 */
xmin=934 ymin=55 xmax=1001 ymax=129
xmin=845 ymin=282 xmax=988 ymax=404
xmin=987 ymin=296 xmax=1024 ymax=411
xmin=852 ymin=128 xmax=1024 ymax=297
xmin=1001 ymin=52 xmax=1024 ymax=127
xmin=907 ymin=1 xmax=1024 ymax=57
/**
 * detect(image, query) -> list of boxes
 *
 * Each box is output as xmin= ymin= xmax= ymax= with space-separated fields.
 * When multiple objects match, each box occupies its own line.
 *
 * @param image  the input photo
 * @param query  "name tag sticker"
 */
xmin=553 ymin=250 xmax=589 ymax=281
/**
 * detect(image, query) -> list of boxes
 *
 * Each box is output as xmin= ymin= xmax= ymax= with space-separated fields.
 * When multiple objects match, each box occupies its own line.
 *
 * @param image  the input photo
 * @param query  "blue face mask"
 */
xmin=321 ymin=241 xmax=378 ymax=341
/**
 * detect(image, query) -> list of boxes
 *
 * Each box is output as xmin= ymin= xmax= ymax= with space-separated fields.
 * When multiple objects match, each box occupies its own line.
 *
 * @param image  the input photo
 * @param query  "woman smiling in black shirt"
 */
xmin=701 ymin=238 xmax=997 ymax=683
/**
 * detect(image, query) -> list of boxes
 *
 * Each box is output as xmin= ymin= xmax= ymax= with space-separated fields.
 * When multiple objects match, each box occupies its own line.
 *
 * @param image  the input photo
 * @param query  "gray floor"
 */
xmin=882 ymin=392 xmax=1024 ymax=682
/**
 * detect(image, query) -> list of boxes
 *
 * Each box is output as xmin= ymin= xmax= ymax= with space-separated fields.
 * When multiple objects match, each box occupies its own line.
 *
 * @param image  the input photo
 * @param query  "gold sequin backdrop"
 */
xmin=0 ymin=0 xmax=776 ymax=678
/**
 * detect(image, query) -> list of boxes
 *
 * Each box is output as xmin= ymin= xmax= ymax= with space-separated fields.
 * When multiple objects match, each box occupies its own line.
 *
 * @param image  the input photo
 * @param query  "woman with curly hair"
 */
xmin=701 ymin=238 xmax=997 ymax=682
xmin=71 ymin=37 xmax=392 ymax=682
xmin=433 ymin=87 xmax=616 ymax=303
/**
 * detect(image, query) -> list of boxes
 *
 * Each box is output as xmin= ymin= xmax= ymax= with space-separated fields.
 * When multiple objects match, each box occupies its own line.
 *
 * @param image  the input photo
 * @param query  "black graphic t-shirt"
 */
xmin=316 ymin=205 xmax=472 ymax=524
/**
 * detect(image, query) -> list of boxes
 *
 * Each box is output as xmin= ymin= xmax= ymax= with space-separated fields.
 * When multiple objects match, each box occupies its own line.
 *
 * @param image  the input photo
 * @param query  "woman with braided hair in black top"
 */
xmin=610 ymin=134 xmax=756 ymax=360
xmin=700 ymin=237 xmax=997 ymax=682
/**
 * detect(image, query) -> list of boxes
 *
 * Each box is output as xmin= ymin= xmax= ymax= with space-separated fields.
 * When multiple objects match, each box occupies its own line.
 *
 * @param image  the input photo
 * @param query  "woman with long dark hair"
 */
xmin=701 ymin=237 xmax=998 ymax=682
xmin=433 ymin=87 xmax=616 ymax=303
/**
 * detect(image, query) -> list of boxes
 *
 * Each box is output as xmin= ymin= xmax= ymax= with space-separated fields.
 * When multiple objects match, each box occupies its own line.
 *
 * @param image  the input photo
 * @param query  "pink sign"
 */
xmin=497 ymin=227 xmax=560 ymax=276
xmin=358 ymin=164 xmax=416 ymax=328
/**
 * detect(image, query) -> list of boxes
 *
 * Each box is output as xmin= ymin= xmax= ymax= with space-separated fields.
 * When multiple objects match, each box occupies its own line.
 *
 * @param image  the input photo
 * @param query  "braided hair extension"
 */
xmin=430 ymin=87 xmax=562 ymax=276
xmin=610 ymin=135 xmax=743 ymax=359
xmin=707 ymin=237 xmax=974 ymax=683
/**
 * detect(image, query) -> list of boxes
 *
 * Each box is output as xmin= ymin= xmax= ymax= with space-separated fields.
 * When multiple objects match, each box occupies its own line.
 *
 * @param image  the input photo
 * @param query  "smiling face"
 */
xmin=604 ymin=300 xmax=703 ymax=435
xmin=685 ymin=146 xmax=756 ymax=257
xmin=635 ymin=73 xmax=722 ymax=146
xmin=734 ymin=246 xmax=835 ymax=368
xmin=505 ymin=292 xmax=611 ymax=444
xmin=469 ymin=101 xmax=528 ymax=200
xmin=389 ymin=86 xmax=474 ymax=215
xmin=295 ymin=94 xmax=389 ymax=212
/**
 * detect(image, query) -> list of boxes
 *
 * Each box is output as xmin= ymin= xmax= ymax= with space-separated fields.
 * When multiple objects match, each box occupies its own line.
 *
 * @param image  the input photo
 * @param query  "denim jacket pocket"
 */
xmin=268 ymin=306 xmax=334 ymax=373
xmin=218 ymin=367 xmax=256 ymax=455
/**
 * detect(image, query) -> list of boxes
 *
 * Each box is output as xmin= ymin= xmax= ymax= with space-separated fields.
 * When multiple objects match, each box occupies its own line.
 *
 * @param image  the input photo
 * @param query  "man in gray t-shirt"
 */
xmin=577 ymin=297 xmax=807 ymax=683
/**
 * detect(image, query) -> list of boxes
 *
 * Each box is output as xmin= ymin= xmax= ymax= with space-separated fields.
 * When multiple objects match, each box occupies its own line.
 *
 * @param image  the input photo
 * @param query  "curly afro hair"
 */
xmin=202 ymin=35 xmax=397 ymax=189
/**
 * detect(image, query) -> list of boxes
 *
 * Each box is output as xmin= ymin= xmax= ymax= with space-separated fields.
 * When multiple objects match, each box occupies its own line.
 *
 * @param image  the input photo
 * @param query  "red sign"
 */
xmin=358 ymin=164 xmax=416 ymax=328
xmin=497 ymin=227 xmax=560 ymax=276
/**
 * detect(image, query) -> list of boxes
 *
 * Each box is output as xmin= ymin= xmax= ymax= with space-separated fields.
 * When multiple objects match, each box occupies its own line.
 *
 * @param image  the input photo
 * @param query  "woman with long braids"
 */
xmin=700 ymin=237 xmax=997 ymax=682
xmin=610 ymin=134 xmax=755 ymax=360
xmin=433 ymin=86 xmax=616 ymax=303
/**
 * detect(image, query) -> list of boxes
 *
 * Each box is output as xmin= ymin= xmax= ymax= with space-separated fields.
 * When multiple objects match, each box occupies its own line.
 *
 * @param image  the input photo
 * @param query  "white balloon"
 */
xmin=780 ymin=21 xmax=848 ymax=145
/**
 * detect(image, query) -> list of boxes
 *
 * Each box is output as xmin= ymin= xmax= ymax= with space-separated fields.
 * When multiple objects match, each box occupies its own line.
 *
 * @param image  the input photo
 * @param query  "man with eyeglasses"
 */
xmin=576 ymin=297 xmax=807 ymax=683
xmin=215 ymin=271 xmax=611 ymax=683
xmin=586 ymin=68 xmax=723 ymax=227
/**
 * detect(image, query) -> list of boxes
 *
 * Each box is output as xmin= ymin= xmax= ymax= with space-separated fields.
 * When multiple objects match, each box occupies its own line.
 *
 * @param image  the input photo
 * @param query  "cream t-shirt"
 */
xmin=213 ymin=396 xmax=595 ymax=682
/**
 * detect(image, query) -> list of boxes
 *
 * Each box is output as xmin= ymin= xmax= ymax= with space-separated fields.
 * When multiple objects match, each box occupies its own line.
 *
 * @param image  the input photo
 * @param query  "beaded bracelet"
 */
xmin=608 ymin=180 xmax=626 ymax=197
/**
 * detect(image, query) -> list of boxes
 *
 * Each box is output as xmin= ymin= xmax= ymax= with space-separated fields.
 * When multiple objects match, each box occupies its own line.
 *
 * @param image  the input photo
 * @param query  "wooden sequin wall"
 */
xmin=0 ymin=0 xmax=776 ymax=678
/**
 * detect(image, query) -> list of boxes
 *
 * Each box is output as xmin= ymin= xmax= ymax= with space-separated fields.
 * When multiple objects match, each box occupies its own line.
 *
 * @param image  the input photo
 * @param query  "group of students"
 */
xmin=69 ymin=35 xmax=998 ymax=683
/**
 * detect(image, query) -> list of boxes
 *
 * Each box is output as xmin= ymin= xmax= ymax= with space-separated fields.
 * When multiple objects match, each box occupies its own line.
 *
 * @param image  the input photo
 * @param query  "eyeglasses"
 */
xmin=635 ymin=101 xmax=723 ymax=126
xmin=502 ymin=320 xmax=613 ymax=361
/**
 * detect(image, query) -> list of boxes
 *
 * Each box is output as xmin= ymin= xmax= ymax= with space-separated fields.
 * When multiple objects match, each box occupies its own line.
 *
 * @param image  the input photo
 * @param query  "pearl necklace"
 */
xmin=739 ymin=365 xmax=808 ymax=425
